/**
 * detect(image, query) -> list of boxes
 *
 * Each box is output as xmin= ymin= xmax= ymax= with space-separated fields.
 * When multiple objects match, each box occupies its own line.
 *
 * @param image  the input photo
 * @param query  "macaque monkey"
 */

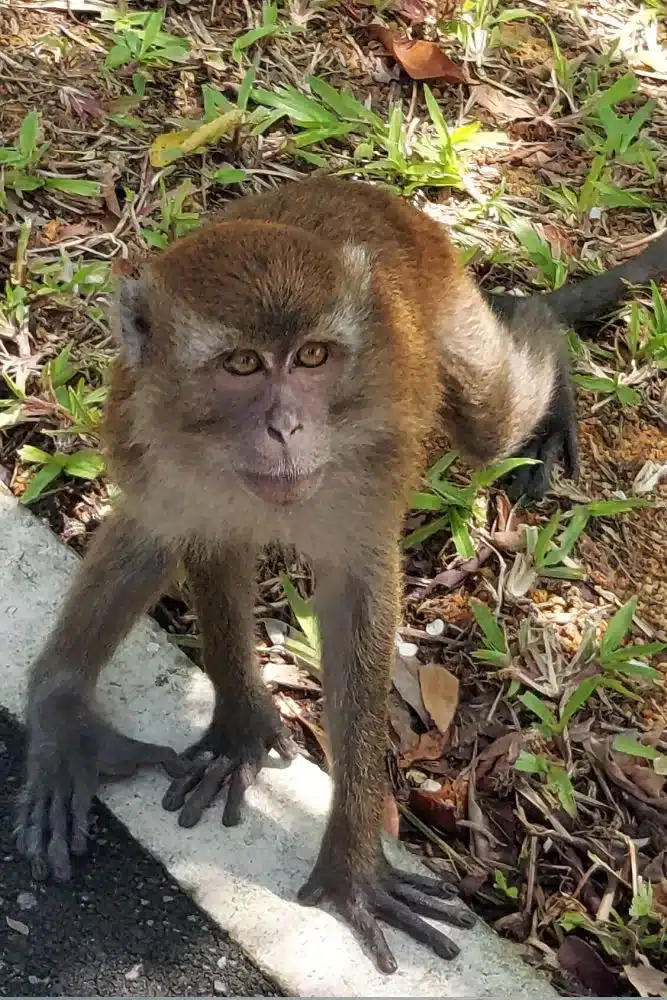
xmin=16 ymin=176 xmax=667 ymax=973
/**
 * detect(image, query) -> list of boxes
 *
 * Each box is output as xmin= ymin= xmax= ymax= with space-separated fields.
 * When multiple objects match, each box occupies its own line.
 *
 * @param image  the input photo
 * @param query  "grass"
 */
xmin=1 ymin=0 xmax=666 ymax=992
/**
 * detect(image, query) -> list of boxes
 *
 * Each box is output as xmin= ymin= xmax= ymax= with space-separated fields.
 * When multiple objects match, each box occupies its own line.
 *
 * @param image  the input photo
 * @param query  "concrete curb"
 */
xmin=0 ymin=490 xmax=557 ymax=997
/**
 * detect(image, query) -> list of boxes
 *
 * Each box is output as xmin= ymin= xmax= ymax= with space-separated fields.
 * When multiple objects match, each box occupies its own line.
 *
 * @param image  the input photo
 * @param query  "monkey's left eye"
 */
xmin=294 ymin=342 xmax=329 ymax=369
xmin=223 ymin=349 xmax=262 ymax=376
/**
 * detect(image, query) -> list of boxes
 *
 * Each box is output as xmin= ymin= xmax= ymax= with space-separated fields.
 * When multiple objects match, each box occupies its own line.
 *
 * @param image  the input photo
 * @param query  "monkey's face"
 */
xmin=178 ymin=337 xmax=347 ymax=506
xmin=113 ymin=222 xmax=383 ymax=509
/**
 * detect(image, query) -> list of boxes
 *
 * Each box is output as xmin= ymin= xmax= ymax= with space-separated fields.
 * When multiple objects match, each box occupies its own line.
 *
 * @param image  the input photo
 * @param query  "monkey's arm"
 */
xmin=162 ymin=545 xmax=295 ymax=827
xmin=437 ymin=283 xmax=575 ymax=502
xmin=16 ymin=512 xmax=183 ymax=881
xmin=299 ymin=548 xmax=474 ymax=972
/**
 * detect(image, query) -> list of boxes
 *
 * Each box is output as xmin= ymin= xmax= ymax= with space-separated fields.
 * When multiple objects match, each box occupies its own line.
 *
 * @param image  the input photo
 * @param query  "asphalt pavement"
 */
xmin=0 ymin=707 xmax=282 ymax=997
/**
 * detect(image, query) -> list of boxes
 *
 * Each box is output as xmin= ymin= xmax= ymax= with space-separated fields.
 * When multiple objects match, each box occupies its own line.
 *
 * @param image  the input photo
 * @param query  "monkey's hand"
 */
xmin=161 ymin=691 xmax=297 ymax=827
xmin=503 ymin=362 xmax=579 ymax=503
xmin=298 ymin=855 xmax=475 ymax=973
xmin=16 ymin=683 xmax=187 ymax=882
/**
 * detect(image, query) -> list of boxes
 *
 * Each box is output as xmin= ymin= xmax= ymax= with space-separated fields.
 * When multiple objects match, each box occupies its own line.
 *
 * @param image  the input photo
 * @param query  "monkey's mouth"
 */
xmin=239 ymin=470 xmax=323 ymax=506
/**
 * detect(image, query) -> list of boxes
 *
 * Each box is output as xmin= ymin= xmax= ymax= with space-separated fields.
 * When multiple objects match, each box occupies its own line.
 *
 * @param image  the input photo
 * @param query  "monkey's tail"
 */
xmin=489 ymin=229 xmax=667 ymax=328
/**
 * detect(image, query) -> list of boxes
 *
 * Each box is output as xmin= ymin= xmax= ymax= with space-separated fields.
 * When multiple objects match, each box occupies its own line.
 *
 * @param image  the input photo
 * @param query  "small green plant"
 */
xmin=598 ymin=596 xmax=665 ymax=680
xmin=279 ymin=571 xmax=321 ymax=671
xmin=574 ymin=373 xmax=641 ymax=407
xmin=29 ymin=257 xmax=111 ymax=301
xmin=469 ymin=598 xmax=511 ymax=668
xmin=493 ymin=869 xmax=519 ymax=900
xmin=624 ymin=282 xmax=667 ymax=368
xmin=406 ymin=452 xmax=537 ymax=556
xmin=515 ymin=750 xmax=576 ymax=816
xmin=249 ymin=78 xmax=503 ymax=192
xmin=0 ymin=111 xmax=101 ymax=208
xmin=515 ymin=499 xmax=649 ymax=590
xmin=582 ymin=74 xmax=658 ymax=177
xmin=612 ymin=734 xmax=667 ymax=775
xmin=102 ymin=9 xmax=190 ymax=71
xmin=140 ymin=178 xmax=201 ymax=249
xmin=18 ymin=444 xmax=105 ymax=504
xmin=231 ymin=1 xmax=302 ymax=63
xmin=510 ymin=219 xmax=568 ymax=290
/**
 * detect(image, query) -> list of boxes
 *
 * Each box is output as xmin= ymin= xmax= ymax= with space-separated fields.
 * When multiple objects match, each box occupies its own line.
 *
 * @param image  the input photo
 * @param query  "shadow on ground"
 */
xmin=0 ymin=707 xmax=282 ymax=998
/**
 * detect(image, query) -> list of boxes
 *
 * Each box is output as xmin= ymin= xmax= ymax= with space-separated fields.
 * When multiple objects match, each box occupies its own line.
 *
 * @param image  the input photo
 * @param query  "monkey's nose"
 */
xmin=266 ymin=409 xmax=303 ymax=444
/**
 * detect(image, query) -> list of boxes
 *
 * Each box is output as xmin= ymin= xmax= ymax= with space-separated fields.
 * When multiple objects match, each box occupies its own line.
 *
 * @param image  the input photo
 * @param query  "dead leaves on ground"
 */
xmin=371 ymin=25 xmax=467 ymax=83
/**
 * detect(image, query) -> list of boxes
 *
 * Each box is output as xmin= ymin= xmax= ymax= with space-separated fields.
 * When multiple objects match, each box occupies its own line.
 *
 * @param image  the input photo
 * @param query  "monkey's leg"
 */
xmin=298 ymin=552 xmax=474 ymax=974
xmin=16 ymin=512 xmax=181 ymax=882
xmin=162 ymin=546 xmax=296 ymax=828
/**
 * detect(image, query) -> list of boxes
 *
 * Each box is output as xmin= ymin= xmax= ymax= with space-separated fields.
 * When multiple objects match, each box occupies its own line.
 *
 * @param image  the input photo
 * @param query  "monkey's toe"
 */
xmin=298 ymin=861 xmax=466 ymax=973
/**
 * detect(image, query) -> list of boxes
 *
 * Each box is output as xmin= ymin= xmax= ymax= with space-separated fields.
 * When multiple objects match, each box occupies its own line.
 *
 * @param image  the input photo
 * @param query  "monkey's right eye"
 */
xmin=223 ymin=349 xmax=262 ymax=376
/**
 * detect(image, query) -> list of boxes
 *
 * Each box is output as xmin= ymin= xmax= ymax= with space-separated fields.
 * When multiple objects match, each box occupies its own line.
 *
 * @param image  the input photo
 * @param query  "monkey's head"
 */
xmin=112 ymin=221 xmax=388 ymax=507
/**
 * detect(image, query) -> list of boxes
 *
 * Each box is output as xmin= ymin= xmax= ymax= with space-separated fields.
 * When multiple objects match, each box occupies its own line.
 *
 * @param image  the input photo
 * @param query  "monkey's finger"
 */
xmin=374 ymin=890 xmax=461 ymax=962
xmin=387 ymin=883 xmax=476 ymax=928
xmin=162 ymin=758 xmax=211 ymax=812
xmin=222 ymin=766 xmax=249 ymax=827
xmin=22 ymin=791 xmax=51 ymax=881
xmin=382 ymin=865 xmax=457 ymax=899
xmin=47 ymin=790 xmax=73 ymax=882
xmin=177 ymin=756 xmax=238 ymax=828
xmin=347 ymin=896 xmax=397 ymax=975
xmin=69 ymin=767 xmax=97 ymax=857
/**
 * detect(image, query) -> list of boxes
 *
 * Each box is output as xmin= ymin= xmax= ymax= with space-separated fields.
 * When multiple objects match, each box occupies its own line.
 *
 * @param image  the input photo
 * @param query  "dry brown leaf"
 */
xmin=399 ymin=728 xmax=449 ymax=767
xmin=388 ymin=689 xmax=419 ymax=757
xmin=624 ymin=963 xmax=667 ymax=997
xmin=372 ymin=26 xmax=467 ymax=82
xmin=383 ymin=793 xmax=400 ymax=836
xmin=396 ymin=0 xmax=427 ymax=23
xmin=557 ymin=936 xmax=620 ymax=995
xmin=418 ymin=663 xmax=459 ymax=734
xmin=475 ymin=731 xmax=521 ymax=789
xmin=408 ymin=785 xmax=457 ymax=833
xmin=471 ymin=83 xmax=535 ymax=121
xmin=393 ymin=648 xmax=430 ymax=726
xmin=615 ymin=754 xmax=666 ymax=799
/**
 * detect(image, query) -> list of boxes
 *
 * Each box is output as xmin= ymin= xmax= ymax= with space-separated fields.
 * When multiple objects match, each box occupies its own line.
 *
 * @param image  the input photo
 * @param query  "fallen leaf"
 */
xmin=383 ymin=793 xmax=400 ymax=836
xmin=149 ymin=110 xmax=243 ymax=167
xmin=624 ymin=963 xmax=667 ymax=997
xmin=399 ymin=728 xmax=450 ymax=767
xmin=396 ymin=0 xmax=427 ymax=23
xmin=471 ymin=83 xmax=536 ymax=122
xmin=475 ymin=731 xmax=521 ymax=789
xmin=262 ymin=659 xmax=318 ymax=692
xmin=388 ymin=690 xmax=419 ymax=757
xmin=408 ymin=785 xmax=457 ymax=833
xmin=372 ymin=26 xmax=467 ymax=82
xmin=393 ymin=646 xmax=430 ymax=726
xmin=615 ymin=754 xmax=666 ymax=799
xmin=557 ymin=936 xmax=620 ymax=996
xmin=418 ymin=663 xmax=459 ymax=734
xmin=425 ymin=548 xmax=492 ymax=594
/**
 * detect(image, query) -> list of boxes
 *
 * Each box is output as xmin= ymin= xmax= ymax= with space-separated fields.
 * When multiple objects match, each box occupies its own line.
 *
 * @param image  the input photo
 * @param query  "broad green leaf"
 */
xmin=44 ymin=178 xmax=102 ymax=196
xmin=449 ymin=508 xmax=475 ymax=559
xmin=279 ymin=571 xmax=320 ymax=653
xmin=514 ymin=751 xmax=545 ymax=774
xmin=20 ymin=461 xmax=63 ymax=504
xmin=470 ymin=648 xmax=509 ymax=667
xmin=612 ymin=734 xmax=663 ymax=759
xmin=471 ymin=457 xmax=539 ymax=491
xmin=547 ymin=764 xmax=576 ymax=816
xmin=600 ymin=596 xmax=637 ymax=657
xmin=409 ymin=491 xmax=444 ymax=511
xmin=62 ymin=450 xmax=105 ymax=480
xmin=519 ymin=691 xmax=557 ymax=731
xmin=19 ymin=444 xmax=52 ymax=465
xmin=534 ymin=511 xmax=561 ymax=566
xmin=18 ymin=111 xmax=39 ymax=160
xmin=469 ymin=599 xmax=506 ymax=652
xmin=403 ymin=514 xmax=449 ymax=549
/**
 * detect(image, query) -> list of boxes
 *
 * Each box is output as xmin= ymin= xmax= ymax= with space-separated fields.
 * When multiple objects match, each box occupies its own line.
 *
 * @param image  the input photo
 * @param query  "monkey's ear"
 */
xmin=113 ymin=277 xmax=152 ymax=367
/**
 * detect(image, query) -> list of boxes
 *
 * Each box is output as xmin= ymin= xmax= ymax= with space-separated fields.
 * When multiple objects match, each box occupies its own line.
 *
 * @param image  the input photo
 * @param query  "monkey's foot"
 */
xmin=16 ymin=707 xmax=186 ymax=883
xmin=298 ymin=860 xmax=475 ymax=974
xmin=161 ymin=706 xmax=297 ymax=828
xmin=504 ymin=379 xmax=579 ymax=502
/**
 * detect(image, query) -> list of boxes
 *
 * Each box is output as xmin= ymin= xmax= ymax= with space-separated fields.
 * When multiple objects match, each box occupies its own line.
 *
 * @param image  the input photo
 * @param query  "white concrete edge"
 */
xmin=0 ymin=490 xmax=557 ymax=997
